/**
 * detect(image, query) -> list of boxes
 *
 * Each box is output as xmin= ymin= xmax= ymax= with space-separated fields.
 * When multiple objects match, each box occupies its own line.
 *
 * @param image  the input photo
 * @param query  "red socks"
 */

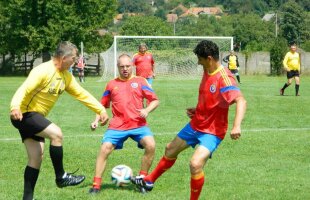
xmin=144 ymin=156 xmax=176 ymax=183
xmin=190 ymin=171 xmax=205 ymax=200
xmin=92 ymin=177 xmax=102 ymax=190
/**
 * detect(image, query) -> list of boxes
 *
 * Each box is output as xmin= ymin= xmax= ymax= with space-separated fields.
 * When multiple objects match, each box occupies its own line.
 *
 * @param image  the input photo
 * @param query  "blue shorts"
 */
xmin=146 ymin=78 xmax=153 ymax=85
xmin=177 ymin=123 xmax=222 ymax=153
xmin=102 ymin=126 xmax=153 ymax=150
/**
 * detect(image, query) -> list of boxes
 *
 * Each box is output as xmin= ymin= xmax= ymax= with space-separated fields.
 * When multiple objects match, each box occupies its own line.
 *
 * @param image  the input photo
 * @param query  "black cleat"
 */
xmin=280 ymin=89 xmax=284 ymax=96
xmin=131 ymin=176 xmax=153 ymax=193
xmin=56 ymin=172 xmax=85 ymax=188
xmin=89 ymin=188 xmax=100 ymax=194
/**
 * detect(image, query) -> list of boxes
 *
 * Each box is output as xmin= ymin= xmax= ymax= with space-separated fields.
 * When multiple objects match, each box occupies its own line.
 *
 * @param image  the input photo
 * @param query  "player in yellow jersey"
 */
xmin=280 ymin=42 xmax=301 ymax=96
xmin=223 ymin=50 xmax=241 ymax=83
xmin=10 ymin=41 xmax=109 ymax=200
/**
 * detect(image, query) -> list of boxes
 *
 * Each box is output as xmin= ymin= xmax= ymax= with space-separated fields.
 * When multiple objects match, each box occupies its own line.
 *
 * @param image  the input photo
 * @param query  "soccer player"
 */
xmin=10 ymin=41 xmax=109 ymax=200
xmin=280 ymin=42 xmax=301 ymax=96
xmin=77 ymin=55 xmax=86 ymax=82
xmin=131 ymin=40 xmax=247 ymax=200
xmin=133 ymin=43 xmax=155 ymax=85
xmin=89 ymin=54 xmax=159 ymax=194
xmin=223 ymin=50 xmax=241 ymax=84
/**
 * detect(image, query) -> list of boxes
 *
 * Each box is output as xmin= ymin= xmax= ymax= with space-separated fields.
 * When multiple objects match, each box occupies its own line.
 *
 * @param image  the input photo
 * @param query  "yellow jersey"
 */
xmin=10 ymin=60 xmax=104 ymax=116
xmin=283 ymin=51 xmax=300 ymax=71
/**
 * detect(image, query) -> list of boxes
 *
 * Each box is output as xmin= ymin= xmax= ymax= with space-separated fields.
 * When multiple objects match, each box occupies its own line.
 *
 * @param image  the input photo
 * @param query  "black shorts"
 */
xmin=11 ymin=112 xmax=52 ymax=142
xmin=230 ymin=69 xmax=239 ymax=75
xmin=287 ymin=70 xmax=299 ymax=79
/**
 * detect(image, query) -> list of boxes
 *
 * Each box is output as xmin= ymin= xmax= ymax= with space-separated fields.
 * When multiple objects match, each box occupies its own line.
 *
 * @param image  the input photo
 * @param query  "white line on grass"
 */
xmin=1 ymin=127 xmax=310 ymax=142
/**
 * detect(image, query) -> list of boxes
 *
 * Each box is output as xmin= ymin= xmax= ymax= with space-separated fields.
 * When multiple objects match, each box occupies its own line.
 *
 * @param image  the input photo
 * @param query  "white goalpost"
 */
xmin=99 ymin=36 xmax=233 ymax=81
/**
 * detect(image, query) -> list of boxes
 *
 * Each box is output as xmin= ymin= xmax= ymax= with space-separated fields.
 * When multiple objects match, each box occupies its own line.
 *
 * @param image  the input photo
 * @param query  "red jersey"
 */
xmin=101 ymin=76 xmax=158 ymax=130
xmin=190 ymin=66 xmax=242 ymax=139
xmin=77 ymin=56 xmax=85 ymax=69
xmin=133 ymin=52 xmax=154 ymax=78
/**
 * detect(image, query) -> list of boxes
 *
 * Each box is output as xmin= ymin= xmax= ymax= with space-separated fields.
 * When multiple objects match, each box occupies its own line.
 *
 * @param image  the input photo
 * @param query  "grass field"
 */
xmin=1 ymin=75 xmax=310 ymax=200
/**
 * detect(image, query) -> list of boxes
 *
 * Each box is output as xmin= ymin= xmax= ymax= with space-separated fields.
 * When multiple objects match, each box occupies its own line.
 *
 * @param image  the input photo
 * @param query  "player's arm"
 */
xmin=91 ymin=86 xmax=111 ymax=130
xmin=138 ymin=99 xmax=159 ymax=118
xmin=10 ymin=68 xmax=43 ymax=121
xmin=230 ymin=95 xmax=247 ymax=140
xmin=282 ymin=53 xmax=290 ymax=71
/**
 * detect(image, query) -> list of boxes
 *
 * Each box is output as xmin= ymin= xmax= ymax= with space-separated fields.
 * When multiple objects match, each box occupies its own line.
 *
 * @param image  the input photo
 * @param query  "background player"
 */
xmin=133 ymin=43 xmax=155 ymax=85
xmin=10 ymin=41 xmax=109 ymax=200
xmin=132 ymin=40 xmax=247 ymax=200
xmin=280 ymin=42 xmax=301 ymax=96
xmin=89 ymin=54 xmax=159 ymax=194
xmin=77 ymin=55 xmax=86 ymax=82
xmin=223 ymin=50 xmax=241 ymax=84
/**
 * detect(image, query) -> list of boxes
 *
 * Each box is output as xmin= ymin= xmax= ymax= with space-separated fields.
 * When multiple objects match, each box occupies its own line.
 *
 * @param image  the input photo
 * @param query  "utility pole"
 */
xmin=275 ymin=12 xmax=278 ymax=37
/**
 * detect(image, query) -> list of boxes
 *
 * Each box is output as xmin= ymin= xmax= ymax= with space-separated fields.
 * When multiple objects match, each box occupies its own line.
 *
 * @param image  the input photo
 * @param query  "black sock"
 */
xmin=236 ymin=75 xmax=240 ymax=83
xmin=295 ymin=84 xmax=300 ymax=95
xmin=23 ymin=166 xmax=39 ymax=200
xmin=282 ymin=83 xmax=289 ymax=90
xmin=50 ymin=145 xmax=65 ymax=179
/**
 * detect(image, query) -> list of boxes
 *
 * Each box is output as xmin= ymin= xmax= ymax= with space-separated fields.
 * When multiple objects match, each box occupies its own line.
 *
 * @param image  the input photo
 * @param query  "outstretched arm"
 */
xmin=230 ymin=96 xmax=247 ymax=140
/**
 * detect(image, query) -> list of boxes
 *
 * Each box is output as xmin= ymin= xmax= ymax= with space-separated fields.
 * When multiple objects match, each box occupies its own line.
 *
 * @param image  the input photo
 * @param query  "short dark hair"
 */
xmin=193 ymin=40 xmax=219 ymax=60
xmin=54 ymin=41 xmax=78 ymax=58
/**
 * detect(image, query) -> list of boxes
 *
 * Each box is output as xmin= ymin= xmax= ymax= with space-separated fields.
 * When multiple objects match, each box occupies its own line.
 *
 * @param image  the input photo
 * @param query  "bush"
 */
xmin=270 ymin=37 xmax=288 ymax=75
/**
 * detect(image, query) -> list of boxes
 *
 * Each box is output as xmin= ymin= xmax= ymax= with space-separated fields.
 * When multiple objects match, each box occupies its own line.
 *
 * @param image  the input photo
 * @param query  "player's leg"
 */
xmin=189 ymin=146 xmax=210 ymax=200
xmin=189 ymin=133 xmax=222 ymax=200
xmin=235 ymin=70 xmax=241 ymax=83
xmin=37 ymin=123 xmax=85 ymax=188
xmin=294 ymin=74 xmax=300 ymax=96
xmin=81 ymin=69 xmax=85 ymax=82
xmin=23 ymin=139 xmax=44 ymax=200
xmin=280 ymin=72 xmax=293 ymax=95
xmin=139 ymin=136 xmax=155 ymax=176
xmin=90 ymin=142 xmax=115 ymax=193
xmin=90 ymin=129 xmax=126 ymax=193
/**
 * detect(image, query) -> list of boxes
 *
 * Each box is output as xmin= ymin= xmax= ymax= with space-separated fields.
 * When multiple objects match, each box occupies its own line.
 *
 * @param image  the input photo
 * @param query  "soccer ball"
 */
xmin=111 ymin=164 xmax=133 ymax=187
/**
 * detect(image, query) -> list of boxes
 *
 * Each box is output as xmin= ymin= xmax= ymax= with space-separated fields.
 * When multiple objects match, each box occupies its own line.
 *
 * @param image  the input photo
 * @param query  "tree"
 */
xmin=119 ymin=16 xmax=172 ymax=36
xmin=1 ymin=0 xmax=117 ymax=60
xmin=280 ymin=0 xmax=306 ymax=44
xmin=270 ymin=37 xmax=287 ymax=75
xmin=117 ymin=0 xmax=153 ymax=15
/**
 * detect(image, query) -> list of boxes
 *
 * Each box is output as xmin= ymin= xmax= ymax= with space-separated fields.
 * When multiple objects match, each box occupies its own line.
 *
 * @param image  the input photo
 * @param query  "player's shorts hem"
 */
xmin=11 ymin=112 xmax=51 ymax=142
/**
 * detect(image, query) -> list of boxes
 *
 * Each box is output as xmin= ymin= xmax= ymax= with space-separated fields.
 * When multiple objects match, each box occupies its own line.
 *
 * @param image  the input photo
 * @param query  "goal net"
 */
xmin=99 ymin=36 xmax=233 ymax=81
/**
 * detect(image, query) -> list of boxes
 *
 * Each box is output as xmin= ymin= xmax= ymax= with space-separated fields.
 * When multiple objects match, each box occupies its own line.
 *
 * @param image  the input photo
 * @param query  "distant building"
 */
xmin=166 ymin=13 xmax=178 ymax=23
xmin=262 ymin=13 xmax=275 ymax=21
xmin=179 ymin=7 xmax=223 ymax=18
xmin=113 ymin=13 xmax=140 ymax=24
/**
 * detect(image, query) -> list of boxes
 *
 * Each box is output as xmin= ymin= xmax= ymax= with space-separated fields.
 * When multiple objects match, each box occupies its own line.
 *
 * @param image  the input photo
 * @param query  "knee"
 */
xmin=164 ymin=142 xmax=174 ymax=157
xmin=100 ymin=143 xmax=114 ymax=156
xmin=190 ymin=159 xmax=203 ymax=175
xmin=51 ymin=127 xmax=63 ymax=143
xmin=144 ymin=141 xmax=155 ymax=154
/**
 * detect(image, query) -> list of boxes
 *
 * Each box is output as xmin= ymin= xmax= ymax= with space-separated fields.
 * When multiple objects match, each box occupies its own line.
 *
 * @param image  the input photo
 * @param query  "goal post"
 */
xmin=99 ymin=36 xmax=233 ymax=81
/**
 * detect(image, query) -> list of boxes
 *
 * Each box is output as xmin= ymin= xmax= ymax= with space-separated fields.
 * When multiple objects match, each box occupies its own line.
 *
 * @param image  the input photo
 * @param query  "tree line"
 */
xmin=0 ymin=0 xmax=309 ymax=75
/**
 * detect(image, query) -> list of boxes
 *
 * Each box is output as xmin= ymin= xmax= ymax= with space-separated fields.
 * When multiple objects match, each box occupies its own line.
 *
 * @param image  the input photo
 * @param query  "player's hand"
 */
xmin=10 ymin=109 xmax=23 ymax=121
xmin=90 ymin=121 xmax=98 ymax=131
xmin=99 ymin=111 xmax=109 ymax=126
xmin=137 ymin=108 xmax=149 ymax=118
xmin=186 ymin=107 xmax=196 ymax=118
xmin=230 ymin=126 xmax=241 ymax=140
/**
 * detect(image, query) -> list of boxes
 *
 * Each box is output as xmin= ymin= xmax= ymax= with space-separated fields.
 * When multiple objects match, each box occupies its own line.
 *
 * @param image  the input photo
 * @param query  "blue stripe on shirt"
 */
xmin=220 ymin=86 xmax=240 ymax=93
xmin=103 ymin=90 xmax=111 ymax=97
xmin=142 ymin=85 xmax=154 ymax=93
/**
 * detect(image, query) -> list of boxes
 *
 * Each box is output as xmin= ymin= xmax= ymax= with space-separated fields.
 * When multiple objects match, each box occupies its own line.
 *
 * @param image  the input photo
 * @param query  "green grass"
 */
xmin=1 ymin=75 xmax=310 ymax=200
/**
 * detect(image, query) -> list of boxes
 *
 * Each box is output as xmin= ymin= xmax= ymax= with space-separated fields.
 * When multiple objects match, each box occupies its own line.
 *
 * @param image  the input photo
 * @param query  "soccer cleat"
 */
xmin=89 ymin=187 xmax=100 ymax=194
xmin=280 ymin=89 xmax=284 ymax=96
xmin=130 ymin=175 xmax=154 ymax=192
xmin=56 ymin=172 xmax=85 ymax=188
